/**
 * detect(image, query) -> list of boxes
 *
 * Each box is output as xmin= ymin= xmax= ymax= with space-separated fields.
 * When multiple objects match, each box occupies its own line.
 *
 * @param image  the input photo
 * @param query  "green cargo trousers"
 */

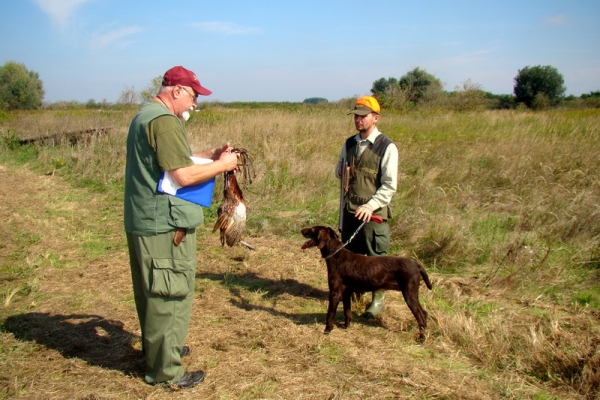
xmin=126 ymin=228 xmax=196 ymax=384
xmin=341 ymin=208 xmax=390 ymax=256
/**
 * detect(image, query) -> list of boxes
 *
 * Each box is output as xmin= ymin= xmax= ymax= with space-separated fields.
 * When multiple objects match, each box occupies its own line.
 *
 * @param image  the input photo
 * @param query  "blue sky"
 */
xmin=1 ymin=0 xmax=599 ymax=103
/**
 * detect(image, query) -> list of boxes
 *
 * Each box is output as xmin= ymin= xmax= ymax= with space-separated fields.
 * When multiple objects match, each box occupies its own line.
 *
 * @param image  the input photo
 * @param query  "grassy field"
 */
xmin=0 ymin=106 xmax=598 ymax=399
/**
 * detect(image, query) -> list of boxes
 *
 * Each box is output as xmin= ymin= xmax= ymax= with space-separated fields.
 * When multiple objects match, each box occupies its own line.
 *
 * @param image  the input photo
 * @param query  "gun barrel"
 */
xmin=338 ymin=158 xmax=347 ymax=232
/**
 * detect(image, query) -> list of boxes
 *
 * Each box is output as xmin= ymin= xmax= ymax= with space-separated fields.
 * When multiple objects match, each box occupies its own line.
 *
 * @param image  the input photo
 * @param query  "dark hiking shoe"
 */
xmin=173 ymin=370 xmax=205 ymax=389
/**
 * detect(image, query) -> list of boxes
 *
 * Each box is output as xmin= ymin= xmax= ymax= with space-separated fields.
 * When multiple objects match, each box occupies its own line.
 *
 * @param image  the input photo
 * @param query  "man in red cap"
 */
xmin=335 ymin=95 xmax=399 ymax=319
xmin=124 ymin=66 xmax=238 ymax=388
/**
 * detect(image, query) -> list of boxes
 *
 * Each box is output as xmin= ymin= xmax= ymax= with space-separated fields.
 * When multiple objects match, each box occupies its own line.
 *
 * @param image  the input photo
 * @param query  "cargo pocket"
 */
xmin=150 ymin=258 xmax=193 ymax=298
xmin=373 ymin=224 xmax=391 ymax=255
xmin=168 ymin=196 xmax=204 ymax=228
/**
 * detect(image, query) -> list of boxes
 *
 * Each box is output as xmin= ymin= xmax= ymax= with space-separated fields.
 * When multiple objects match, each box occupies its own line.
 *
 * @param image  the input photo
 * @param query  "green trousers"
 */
xmin=341 ymin=208 xmax=390 ymax=256
xmin=126 ymin=228 xmax=196 ymax=384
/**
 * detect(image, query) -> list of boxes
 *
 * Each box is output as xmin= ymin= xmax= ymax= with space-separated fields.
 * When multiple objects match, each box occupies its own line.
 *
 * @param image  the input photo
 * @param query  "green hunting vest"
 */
xmin=124 ymin=102 xmax=204 ymax=236
xmin=344 ymin=134 xmax=393 ymax=220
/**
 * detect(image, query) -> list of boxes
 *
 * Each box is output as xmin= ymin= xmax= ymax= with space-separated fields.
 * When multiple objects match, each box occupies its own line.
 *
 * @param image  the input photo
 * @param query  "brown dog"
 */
xmin=301 ymin=226 xmax=432 ymax=338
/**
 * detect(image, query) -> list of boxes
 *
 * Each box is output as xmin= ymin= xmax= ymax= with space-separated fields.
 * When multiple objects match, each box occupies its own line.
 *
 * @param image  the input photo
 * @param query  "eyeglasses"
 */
xmin=180 ymin=86 xmax=197 ymax=102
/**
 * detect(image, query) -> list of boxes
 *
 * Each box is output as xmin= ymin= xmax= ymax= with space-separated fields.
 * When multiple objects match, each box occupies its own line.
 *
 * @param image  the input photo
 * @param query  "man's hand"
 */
xmin=218 ymin=149 xmax=239 ymax=172
xmin=355 ymin=204 xmax=373 ymax=222
xmin=212 ymin=143 xmax=232 ymax=160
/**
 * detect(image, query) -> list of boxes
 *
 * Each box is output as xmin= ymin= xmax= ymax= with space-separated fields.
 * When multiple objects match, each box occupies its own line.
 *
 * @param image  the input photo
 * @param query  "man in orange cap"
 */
xmin=124 ymin=66 xmax=239 ymax=388
xmin=335 ymin=95 xmax=399 ymax=319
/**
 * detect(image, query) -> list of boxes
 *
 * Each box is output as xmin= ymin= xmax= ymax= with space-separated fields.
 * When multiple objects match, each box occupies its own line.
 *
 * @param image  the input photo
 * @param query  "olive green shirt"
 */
xmin=124 ymin=101 xmax=204 ymax=236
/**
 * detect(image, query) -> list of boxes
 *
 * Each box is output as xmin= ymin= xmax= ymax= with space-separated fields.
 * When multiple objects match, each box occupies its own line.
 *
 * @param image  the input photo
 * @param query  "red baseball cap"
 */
xmin=162 ymin=66 xmax=212 ymax=96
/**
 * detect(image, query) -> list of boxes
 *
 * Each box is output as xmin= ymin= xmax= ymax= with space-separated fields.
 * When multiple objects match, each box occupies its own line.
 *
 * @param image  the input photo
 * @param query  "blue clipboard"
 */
xmin=157 ymin=157 xmax=216 ymax=208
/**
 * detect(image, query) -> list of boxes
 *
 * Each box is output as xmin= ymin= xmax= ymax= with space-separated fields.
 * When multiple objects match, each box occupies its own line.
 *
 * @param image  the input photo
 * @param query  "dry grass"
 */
xmin=0 ymin=107 xmax=599 ymax=399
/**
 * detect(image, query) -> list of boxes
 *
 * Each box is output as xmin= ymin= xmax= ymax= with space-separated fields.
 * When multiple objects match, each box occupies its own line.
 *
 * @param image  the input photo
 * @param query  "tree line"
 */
xmin=1 ymin=60 xmax=599 ymax=111
xmin=369 ymin=65 xmax=579 ymax=111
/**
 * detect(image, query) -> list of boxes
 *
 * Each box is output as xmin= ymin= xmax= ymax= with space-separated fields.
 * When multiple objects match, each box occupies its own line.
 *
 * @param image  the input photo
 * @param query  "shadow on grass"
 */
xmin=228 ymin=292 xmax=332 ymax=327
xmin=1 ymin=313 xmax=144 ymax=376
xmin=196 ymin=271 xmax=375 ymax=328
xmin=196 ymin=271 xmax=329 ymax=300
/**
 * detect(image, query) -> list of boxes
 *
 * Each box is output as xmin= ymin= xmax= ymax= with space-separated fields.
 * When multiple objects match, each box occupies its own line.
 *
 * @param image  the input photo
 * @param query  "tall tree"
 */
xmin=140 ymin=76 xmax=163 ymax=103
xmin=513 ymin=65 xmax=566 ymax=108
xmin=399 ymin=67 xmax=443 ymax=104
xmin=0 ymin=61 xmax=45 ymax=110
xmin=117 ymin=85 xmax=140 ymax=105
xmin=371 ymin=77 xmax=398 ymax=97
xmin=370 ymin=77 xmax=403 ymax=109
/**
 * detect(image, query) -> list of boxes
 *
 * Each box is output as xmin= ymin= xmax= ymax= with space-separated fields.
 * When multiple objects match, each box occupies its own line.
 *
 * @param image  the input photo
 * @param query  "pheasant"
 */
xmin=212 ymin=148 xmax=255 ymax=250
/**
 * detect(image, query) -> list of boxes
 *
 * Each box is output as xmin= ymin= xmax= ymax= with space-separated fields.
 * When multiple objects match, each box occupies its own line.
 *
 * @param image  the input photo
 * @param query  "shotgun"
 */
xmin=338 ymin=158 xmax=349 ymax=232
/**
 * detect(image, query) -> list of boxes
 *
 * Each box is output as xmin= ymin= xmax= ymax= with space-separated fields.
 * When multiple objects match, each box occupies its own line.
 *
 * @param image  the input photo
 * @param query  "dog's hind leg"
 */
xmin=401 ymin=286 xmax=428 ymax=340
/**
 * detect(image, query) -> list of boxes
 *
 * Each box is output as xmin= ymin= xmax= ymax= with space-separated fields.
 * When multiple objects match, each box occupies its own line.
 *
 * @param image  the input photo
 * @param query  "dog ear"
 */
xmin=328 ymin=227 xmax=339 ymax=240
xmin=327 ymin=227 xmax=340 ymax=240
xmin=317 ymin=228 xmax=329 ymax=249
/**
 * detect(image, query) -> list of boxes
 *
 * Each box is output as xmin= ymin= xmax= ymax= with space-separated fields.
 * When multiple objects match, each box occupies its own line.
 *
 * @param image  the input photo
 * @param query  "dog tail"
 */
xmin=418 ymin=263 xmax=433 ymax=290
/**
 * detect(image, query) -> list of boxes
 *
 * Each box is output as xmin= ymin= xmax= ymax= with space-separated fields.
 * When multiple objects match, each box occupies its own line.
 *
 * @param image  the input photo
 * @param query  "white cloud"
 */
xmin=90 ymin=26 xmax=144 ymax=51
xmin=188 ymin=21 xmax=261 ymax=35
xmin=32 ymin=0 xmax=92 ymax=29
xmin=545 ymin=14 xmax=570 ymax=25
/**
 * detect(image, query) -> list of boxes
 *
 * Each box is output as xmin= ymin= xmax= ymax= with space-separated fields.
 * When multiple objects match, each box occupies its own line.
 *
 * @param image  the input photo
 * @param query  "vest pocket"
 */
xmin=150 ymin=258 xmax=193 ymax=298
xmin=168 ymin=196 xmax=204 ymax=228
